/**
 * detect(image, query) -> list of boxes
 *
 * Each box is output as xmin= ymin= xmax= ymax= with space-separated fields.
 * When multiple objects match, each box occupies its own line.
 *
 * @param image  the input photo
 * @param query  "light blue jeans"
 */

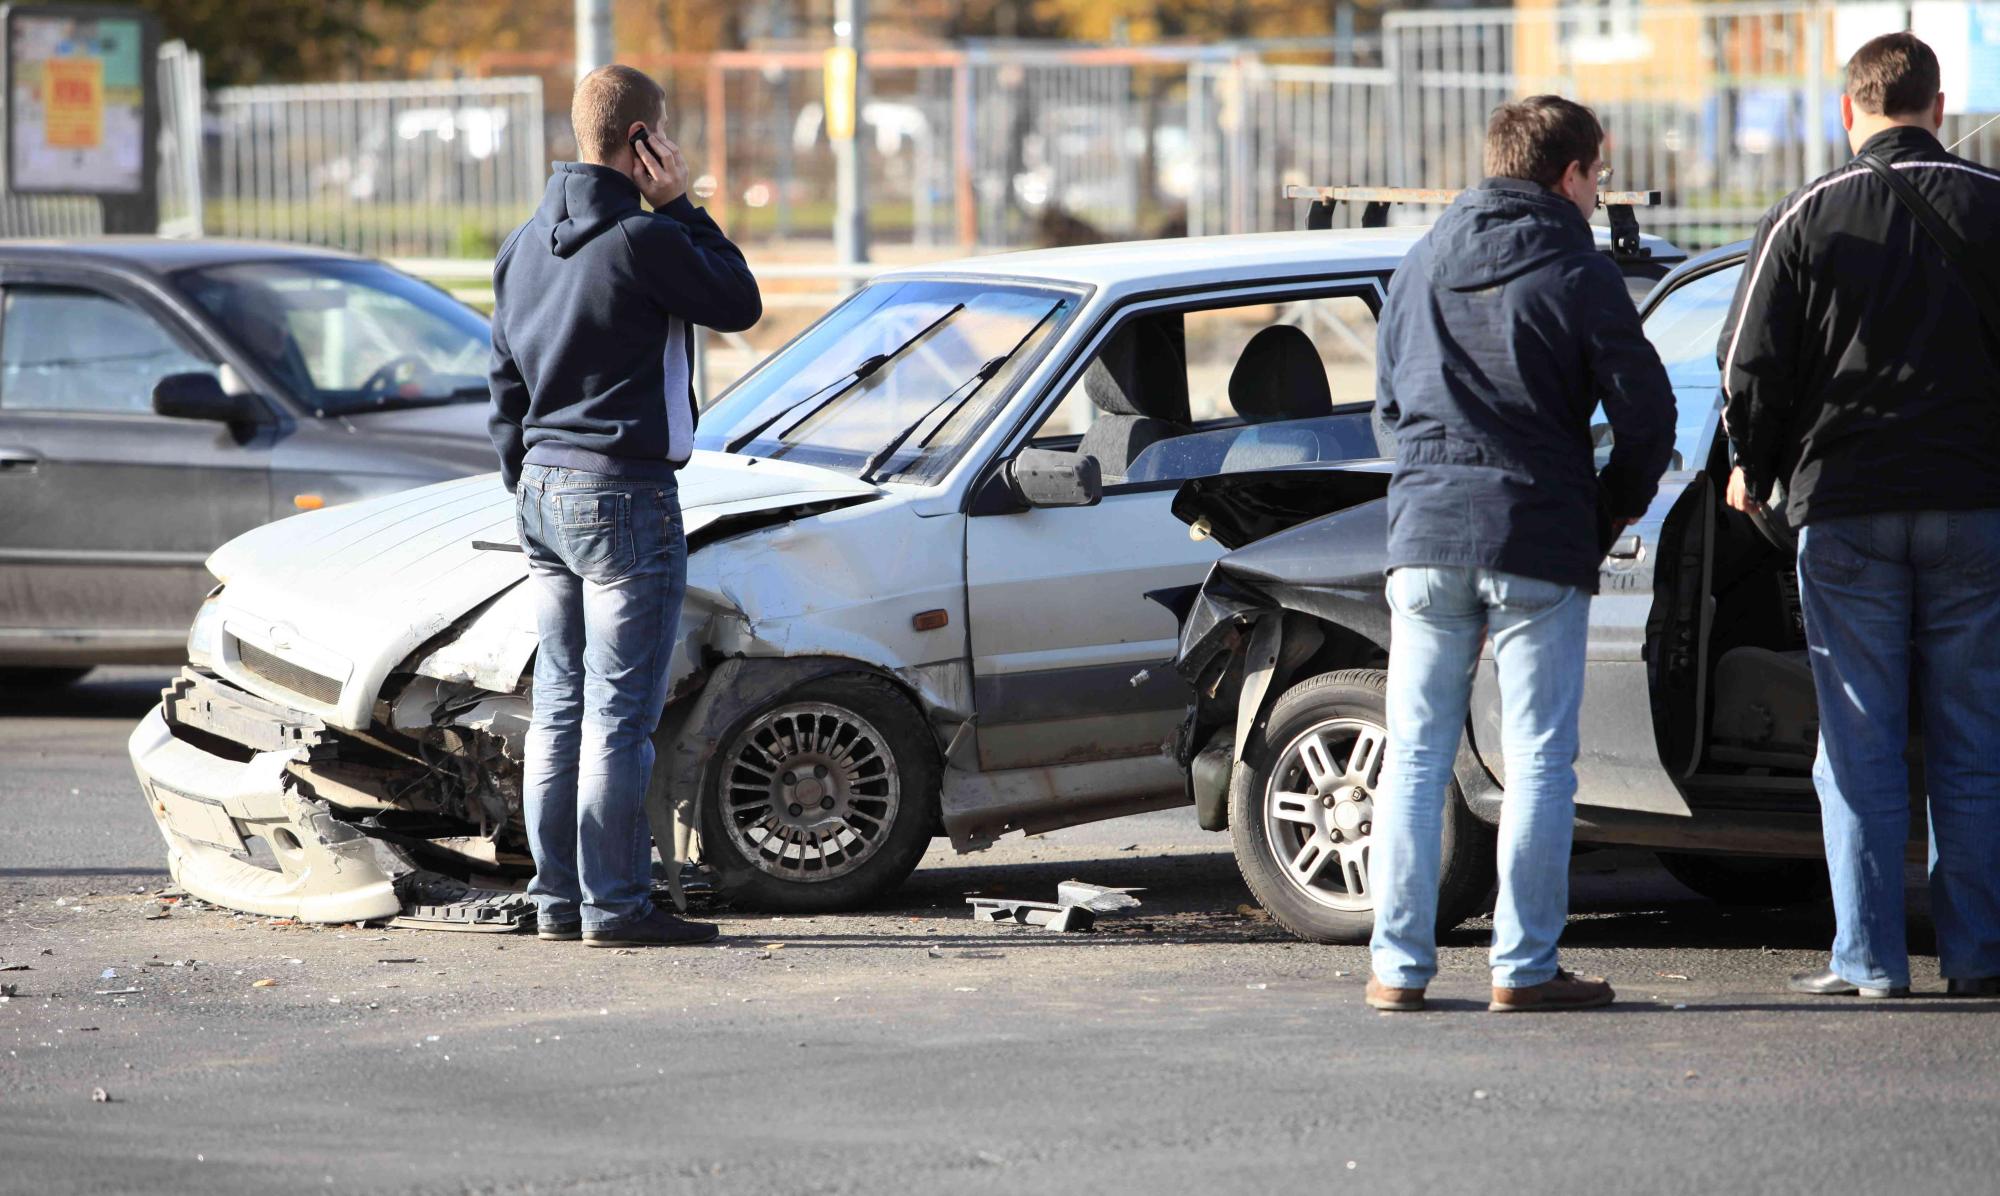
xmin=515 ymin=464 xmax=686 ymax=932
xmin=1370 ymin=566 xmax=1591 ymax=989
xmin=1798 ymin=509 xmax=2000 ymax=990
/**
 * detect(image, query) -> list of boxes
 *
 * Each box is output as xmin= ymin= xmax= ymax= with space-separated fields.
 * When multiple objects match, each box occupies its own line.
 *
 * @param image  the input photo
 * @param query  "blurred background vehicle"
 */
xmin=0 ymin=240 xmax=496 ymax=687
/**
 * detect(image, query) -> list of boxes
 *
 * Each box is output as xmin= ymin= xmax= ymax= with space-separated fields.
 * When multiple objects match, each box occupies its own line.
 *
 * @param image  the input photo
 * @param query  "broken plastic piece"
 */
xmin=1055 ymin=881 xmax=1143 ymax=912
xmin=967 ymin=898 xmax=1096 ymax=932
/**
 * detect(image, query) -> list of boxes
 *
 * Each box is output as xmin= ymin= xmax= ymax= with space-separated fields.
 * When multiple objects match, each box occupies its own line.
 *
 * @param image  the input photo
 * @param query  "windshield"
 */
xmin=697 ymin=279 xmax=1075 ymax=483
xmin=178 ymin=259 xmax=490 ymax=417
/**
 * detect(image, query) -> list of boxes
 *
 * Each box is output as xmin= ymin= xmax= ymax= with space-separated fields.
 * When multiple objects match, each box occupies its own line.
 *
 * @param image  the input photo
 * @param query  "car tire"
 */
xmin=1656 ymin=851 xmax=1829 ymax=908
xmin=1232 ymin=668 xmax=1495 ymax=945
xmin=699 ymin=673 xmax=940 ymax=913
xmin=0 ymin=667 xmax=91 ymax=692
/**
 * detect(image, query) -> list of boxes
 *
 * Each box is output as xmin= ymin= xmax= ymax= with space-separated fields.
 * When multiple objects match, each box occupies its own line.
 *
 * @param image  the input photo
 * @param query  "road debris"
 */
xmin=91 ymin=1088 xmax=110 ymax=1103
xmin=251 ymin=978 xmax=279 ymax=988
xmin=94 ymin=987 xmax=141 ymax=996
xmin=1656 ymin=972 xmax=1691 ymax=981
xmin=1056 ymin=881 xmax=1143 ymax=912
xmin=968 ymin=881 xmax=1142 ymax=932
xmin=927 ymin=947 xmax=1005 ymax=960
xmin=968 ymin=899 xmax=1095 ymax=932
xmin=0 ymin=983 xmax=18 ymax=1000
xmin=0 ymin=962 xmax=30 ymax=972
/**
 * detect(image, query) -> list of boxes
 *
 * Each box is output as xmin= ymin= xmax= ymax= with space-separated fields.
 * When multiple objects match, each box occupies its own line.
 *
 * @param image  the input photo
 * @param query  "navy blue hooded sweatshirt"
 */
xmin=1377 ymin=178 xmax=1675 ymax=593
xmin=487 ymin=162 xmax=761 ymax=491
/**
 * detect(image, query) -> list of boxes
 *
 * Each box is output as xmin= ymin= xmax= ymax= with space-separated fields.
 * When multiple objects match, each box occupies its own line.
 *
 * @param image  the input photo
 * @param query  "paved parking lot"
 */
xmin=3 ymin=670 xmax=1996 ymax=1195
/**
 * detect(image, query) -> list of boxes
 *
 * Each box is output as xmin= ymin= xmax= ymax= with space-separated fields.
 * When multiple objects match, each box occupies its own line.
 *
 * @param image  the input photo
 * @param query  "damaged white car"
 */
xmin=129 ymin=213 xmax=1684 ymax=923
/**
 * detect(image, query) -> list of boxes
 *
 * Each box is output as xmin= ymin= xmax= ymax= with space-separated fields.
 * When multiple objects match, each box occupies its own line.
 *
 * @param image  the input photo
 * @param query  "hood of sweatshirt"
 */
xmin=534 ymin=162 xmax=642 ymax=258
xmin=1427 ymin=178 xmax=1596 ymax=291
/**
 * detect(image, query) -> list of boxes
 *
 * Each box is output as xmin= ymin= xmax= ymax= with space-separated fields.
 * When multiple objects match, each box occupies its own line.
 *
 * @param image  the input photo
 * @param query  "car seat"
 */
xmin=1077 ymin=318 xmax=1190 ymax=479
xmin=1219 ymin=325 xmax=1334 ymax=472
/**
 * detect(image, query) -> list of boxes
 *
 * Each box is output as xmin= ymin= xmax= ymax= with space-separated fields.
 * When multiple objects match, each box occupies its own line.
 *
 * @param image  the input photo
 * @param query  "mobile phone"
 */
xmin=629 ymin=127 xmax=651 ymax=155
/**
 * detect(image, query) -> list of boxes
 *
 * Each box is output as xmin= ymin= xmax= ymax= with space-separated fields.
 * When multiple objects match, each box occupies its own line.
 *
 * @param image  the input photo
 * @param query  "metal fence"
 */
xmin=203 ymin=77 xmax=546 ymax=258
xmin=1196 ymin=3 xmax=2000 ymax=251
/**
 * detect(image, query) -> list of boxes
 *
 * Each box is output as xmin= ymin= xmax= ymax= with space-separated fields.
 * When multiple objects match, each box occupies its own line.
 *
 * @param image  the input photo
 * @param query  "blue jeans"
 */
xmin=1798 ymin=510 xmax=2000 ymax=990
xmin=515 ymin=464 xmax=687 ymax=932
xmin=1370 ymin=566 xmax=1591 ymax=989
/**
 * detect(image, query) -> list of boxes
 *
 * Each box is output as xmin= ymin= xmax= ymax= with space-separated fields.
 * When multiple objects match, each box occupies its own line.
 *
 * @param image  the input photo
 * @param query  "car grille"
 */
xmin=234 ymin=640 xmax=343 ymax=707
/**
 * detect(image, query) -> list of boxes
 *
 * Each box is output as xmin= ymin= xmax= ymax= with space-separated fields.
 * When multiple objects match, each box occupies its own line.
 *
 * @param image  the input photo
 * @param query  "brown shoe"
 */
xmin=1489 ymin=969 xmax=1614 ymax=1013
xmin=1366 ymin=975 xmax=1427 ymax=1012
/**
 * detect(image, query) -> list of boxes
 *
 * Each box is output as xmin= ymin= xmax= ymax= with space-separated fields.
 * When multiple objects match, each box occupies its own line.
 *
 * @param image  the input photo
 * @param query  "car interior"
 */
xmin=1045 ymin=308 xmax=1379 ymax=486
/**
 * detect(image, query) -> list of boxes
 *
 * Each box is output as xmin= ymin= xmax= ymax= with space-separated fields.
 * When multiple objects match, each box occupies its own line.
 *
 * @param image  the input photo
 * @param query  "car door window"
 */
xmin=1028 ymin=291 xmax=1380 ymax=484
xmin=0 ymin=287 xmax=214 ymax=414
xmin=1594 ymin=262 xmax=1746 ymax=469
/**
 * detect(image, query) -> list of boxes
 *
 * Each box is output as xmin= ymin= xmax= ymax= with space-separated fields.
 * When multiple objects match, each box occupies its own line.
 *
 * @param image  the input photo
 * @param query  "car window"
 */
xmin=1592 ymin=262 xmax=1745 ymax=471
xmin=0 ymin=287 xmax=215 ymax=415
xmin=178 ymin=260 xmax=490 ymax=416
xmin=1028 ymin=291 xmax=1379 ymax=485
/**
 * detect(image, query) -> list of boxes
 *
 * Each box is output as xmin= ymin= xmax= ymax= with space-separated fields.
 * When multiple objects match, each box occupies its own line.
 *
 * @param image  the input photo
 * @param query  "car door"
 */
xmin=1465 ymin=256 xmax=1746 ymax=818
xmin=964 ymin=283 xmax=1385 ymax=772
xmin=0 ymin=273 xmax=277 ymax=661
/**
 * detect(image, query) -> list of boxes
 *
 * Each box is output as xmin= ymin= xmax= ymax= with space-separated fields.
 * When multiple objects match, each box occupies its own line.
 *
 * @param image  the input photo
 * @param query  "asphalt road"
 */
xmin=3 ymin=669 xmax=1997 ymax=1195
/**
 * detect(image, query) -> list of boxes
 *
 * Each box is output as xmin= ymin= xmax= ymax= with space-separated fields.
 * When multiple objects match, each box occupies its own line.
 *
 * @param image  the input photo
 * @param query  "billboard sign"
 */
xmin=4 ymin=4 xmax=155 ymax=195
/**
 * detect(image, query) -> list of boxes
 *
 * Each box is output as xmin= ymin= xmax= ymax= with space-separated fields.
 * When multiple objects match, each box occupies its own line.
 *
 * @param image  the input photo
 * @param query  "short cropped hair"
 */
xmin=571 ymin=65 xmax=667 ymax=162
xmin=1845 ymin=32 xmax=1940 ymax=117
xmin=1483 ymin=95 xmax=1604 ymax=190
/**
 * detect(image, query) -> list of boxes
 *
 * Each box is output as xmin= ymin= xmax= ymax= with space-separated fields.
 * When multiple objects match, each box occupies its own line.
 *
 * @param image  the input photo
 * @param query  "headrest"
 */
xmin=1228 ymin=325 xmax=1334 ymax=423
xmin=1082 ymin=318 xmax=1190 ymax=423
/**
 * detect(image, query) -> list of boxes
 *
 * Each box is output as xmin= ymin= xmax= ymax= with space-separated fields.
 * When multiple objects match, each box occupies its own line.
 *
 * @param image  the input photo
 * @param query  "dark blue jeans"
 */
xmin=1798 ymin=509 xmax=2000 ymax=989
xmin=514 ymin=464 xmax=686 ymax=932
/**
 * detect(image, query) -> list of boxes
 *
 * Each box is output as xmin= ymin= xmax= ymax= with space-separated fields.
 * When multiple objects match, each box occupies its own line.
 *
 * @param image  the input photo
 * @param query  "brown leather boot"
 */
xmin=1488 ymin=969 xmax=1614 ymax=1012
xmin=1366 ymin=975 xmax=1427 ymax=1012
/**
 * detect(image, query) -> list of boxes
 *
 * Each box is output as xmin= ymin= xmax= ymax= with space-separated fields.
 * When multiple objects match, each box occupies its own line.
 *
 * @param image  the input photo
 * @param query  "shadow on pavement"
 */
xmin=0 ymin=669 xmax=173 ymax=719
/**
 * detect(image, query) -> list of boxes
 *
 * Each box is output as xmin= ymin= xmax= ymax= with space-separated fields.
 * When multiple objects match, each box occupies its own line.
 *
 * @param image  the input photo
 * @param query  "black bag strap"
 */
xmin=1855 ymin=150 xmax=2000 ymax=345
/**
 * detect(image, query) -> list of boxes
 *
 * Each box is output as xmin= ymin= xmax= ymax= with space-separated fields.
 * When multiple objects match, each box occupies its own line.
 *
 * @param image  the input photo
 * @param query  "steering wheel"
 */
xmin=356 ymin=355 xmax=435 ymax=405
xmin=1746 ymin=475 xmax=1798 ymax=554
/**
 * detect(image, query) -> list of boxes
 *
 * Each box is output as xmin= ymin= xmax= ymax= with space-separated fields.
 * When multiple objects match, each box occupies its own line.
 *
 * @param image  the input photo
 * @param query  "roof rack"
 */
xmin=1282 ymin=184 xmax=1663 ymax=261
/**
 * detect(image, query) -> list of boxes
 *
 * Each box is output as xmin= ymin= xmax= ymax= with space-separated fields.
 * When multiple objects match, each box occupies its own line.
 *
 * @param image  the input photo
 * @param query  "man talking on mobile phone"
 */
xmin=488 ymin=65 xmax=761 ymax=947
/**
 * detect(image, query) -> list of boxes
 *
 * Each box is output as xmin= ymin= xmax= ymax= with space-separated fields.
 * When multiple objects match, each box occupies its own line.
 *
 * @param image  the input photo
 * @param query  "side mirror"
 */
xmin=1005 ymin=448 xmax=1102 ymax=509
xmin=153 ymin=372 xmax=261 ymax=424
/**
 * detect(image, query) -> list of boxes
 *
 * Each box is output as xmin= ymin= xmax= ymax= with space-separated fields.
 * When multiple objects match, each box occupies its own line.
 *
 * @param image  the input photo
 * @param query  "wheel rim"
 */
xmin=1263 ymin=716 xmax=1383 ymax=913
xmin=719 ymin=702 xmax=902 ymax=882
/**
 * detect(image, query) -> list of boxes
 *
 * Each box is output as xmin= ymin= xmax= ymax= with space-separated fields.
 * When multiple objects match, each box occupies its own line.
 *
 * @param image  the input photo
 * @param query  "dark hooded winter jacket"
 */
xmin=487 ymin=162 xmax=762 ymax=492
xmin=1377 ymin=178 xmax=1676 ymax=592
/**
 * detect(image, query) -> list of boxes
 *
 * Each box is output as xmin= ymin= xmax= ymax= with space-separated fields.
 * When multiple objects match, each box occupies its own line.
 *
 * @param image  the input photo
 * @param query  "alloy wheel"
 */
xmin=719 ymin=702 xmax=902 ymax=881
xmin=1262 ymin=716 xmax=1383 ymax=912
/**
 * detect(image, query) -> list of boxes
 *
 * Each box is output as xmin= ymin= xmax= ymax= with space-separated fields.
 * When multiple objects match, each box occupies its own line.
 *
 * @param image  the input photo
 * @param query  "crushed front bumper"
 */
xmin=128 ymin=673 xmax=400 ymax=923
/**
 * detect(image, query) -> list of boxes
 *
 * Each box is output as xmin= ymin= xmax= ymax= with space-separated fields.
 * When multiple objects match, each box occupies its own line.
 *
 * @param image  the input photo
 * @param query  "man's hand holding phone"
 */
xmin=629 ymin=126 xmax=688 ymax=210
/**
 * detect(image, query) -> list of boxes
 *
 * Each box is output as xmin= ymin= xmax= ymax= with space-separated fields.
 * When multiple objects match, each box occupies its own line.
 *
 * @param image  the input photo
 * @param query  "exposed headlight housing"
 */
xmin=186 ymin=586 xmax=226 ymax=671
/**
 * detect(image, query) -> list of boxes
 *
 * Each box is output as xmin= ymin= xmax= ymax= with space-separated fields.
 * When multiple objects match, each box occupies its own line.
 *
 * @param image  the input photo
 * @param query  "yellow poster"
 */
xmin=43 ymin=57 xmax=102 ymax=150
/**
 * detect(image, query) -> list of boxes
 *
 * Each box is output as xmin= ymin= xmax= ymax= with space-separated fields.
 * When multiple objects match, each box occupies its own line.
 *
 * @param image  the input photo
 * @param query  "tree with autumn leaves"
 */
xmin=151 ymin=0 xmax=1385 ymax=86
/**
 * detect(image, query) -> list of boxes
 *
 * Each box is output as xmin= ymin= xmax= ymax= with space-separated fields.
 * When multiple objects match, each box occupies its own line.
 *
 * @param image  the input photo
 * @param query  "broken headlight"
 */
xmin=186 ymin=586 xmax=226 ymax=671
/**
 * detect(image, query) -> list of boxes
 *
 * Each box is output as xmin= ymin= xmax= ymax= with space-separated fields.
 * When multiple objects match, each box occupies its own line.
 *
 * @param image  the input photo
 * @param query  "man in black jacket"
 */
xmin=1720 ymin=32 xmax=2000 ymax=999
xmin=488 ymin=65 xmax=760 ymax=948
xmin=1366 ymin=96 xmax=1676 ymax=1013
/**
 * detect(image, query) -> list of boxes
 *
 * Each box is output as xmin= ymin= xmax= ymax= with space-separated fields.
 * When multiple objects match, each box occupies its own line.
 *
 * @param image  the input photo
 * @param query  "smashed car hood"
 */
xmin=204 ymin=451 xmax=880 ymax=730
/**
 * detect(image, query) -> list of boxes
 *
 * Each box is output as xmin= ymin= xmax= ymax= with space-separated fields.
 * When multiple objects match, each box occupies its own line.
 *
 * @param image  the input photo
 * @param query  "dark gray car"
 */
xmin=0 ymin=239 xmax=495 ymax=684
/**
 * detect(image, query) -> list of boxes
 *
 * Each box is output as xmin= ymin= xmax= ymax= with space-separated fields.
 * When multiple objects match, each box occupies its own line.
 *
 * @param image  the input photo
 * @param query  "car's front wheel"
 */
xmin=1232 ymin=669 xmax=1495 ymax=944
xmin=698 ymin=673 xmax=940 ymax=912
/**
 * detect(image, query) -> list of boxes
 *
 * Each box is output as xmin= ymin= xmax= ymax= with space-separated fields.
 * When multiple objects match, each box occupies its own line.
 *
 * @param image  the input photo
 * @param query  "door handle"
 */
xmin=0 ymin=448 xmax=41 ymax=474
xmin=1607 ymin=534 xmax=1643 ymax=560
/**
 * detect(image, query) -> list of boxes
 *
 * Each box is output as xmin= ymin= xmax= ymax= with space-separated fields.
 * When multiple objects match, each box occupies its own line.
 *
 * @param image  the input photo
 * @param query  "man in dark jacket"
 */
xmin=488 ymin=64 xmax=760 ymax=948
xmin=1720 ymin=33 xmax=2000 ymax=999
xmin=1366 ymin=96 xmax=1676 ymax=1013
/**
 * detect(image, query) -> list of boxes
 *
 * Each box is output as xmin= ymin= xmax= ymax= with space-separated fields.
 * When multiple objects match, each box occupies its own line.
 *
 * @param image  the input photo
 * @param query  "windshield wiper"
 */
xmin=724 ymin=303 xmax=964 ymax=455
xmin=858 ymin=301 xmax=1063 ymax=483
